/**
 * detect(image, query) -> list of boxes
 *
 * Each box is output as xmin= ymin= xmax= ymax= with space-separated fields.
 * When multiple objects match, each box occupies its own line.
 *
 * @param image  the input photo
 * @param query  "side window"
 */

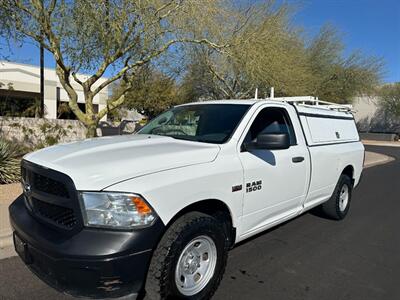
xmin=243 ymin=107 xmax=297 ymax=146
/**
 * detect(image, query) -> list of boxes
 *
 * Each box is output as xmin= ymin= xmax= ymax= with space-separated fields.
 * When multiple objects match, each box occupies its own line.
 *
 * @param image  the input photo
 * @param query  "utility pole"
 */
xmin=39 ymin=0 xmax=44 ymax=117
xmin=40 ymin=44 xmax=44 ymax=117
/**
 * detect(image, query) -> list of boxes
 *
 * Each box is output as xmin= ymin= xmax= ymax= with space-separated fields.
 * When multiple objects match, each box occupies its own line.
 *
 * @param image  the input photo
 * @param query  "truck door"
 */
xmin=238 ymin=105 xmax=310 ymax=236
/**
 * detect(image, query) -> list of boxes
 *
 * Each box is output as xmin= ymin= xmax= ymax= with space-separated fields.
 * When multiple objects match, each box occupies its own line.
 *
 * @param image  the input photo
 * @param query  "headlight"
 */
xmin=79 ymin=192 xmax=156 ymax=229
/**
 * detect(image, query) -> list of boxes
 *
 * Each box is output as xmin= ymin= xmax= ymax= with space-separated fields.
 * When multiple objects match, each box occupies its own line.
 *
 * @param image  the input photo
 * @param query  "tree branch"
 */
xmin=71 ymin=72 xmax=83 ymax=86
xmin=84 ymin=2 xmax=182 ymax=91
xmin=204 ymin=54 xmax=236 ymax=98
xmin=97 ymin=80 xmax=133 ymax=120
xmin=24 ymin=0 xmax=87 ymax=121
xmin=92 ymin=37 xmax=228 ymax=97
xmin=48 ymin=0 xmax=57 ymax=15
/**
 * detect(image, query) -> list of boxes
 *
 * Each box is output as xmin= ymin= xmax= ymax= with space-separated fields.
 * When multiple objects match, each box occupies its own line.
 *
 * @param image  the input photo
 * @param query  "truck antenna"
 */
xmin=270 ymin=87 xmax=274 ymax=99
xmin=254 ymin=88 xmax=258 ymax=100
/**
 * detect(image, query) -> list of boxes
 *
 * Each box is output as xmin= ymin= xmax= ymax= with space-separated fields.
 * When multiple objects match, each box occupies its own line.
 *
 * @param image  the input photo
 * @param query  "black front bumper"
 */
xmin=10 ymin=195 xmax=165 ymax=299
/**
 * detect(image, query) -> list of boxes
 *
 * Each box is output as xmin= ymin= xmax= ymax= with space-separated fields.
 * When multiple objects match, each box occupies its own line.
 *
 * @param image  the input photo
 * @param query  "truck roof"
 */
xmin=178 ymin=99 xmax=260 ymax=106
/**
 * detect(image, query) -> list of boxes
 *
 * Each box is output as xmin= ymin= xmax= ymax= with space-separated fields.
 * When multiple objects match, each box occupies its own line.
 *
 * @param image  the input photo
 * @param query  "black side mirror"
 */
xmin=246 ymin=132 xmax=290 ymax=150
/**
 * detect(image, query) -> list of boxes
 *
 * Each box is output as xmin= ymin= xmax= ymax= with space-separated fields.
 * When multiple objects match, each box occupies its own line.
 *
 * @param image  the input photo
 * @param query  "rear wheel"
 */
xmin=145 ymin=212 xmax=228 ymax=300
xmin=321 ymin=174 xmax=353 ymax=220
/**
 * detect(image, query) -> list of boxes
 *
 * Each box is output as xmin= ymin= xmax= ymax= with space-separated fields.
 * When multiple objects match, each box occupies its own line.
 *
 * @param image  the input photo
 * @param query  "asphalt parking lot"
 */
xmin=0 ymin=145 xmax=399 ymax=300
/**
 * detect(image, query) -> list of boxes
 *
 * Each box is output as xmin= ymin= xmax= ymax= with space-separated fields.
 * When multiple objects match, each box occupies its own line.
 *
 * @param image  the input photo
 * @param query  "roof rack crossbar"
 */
xmin=267 ymin=96 xmax=353 ymax=113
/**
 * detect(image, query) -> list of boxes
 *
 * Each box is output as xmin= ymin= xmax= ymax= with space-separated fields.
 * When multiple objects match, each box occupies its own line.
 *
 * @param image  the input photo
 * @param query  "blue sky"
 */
xmin=293 ymin=0 xmax=400 ymax=83
xmin=2 ymin=0 xmax=399 ymax=83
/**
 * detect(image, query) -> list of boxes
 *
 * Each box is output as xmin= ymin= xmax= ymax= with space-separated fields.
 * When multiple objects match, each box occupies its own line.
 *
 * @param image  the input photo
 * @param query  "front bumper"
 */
xmin=9 ymin=195 xmax=165 ymax=299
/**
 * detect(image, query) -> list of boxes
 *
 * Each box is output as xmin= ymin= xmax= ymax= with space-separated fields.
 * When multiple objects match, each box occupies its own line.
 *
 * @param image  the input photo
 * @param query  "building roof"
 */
xmin=0 ymin=60 xmax=109 ymax=83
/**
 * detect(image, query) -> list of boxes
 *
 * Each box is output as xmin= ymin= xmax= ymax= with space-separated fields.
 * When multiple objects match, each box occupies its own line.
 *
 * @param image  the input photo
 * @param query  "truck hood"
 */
xmin=24 ymin=134 xmax=220 ymax=190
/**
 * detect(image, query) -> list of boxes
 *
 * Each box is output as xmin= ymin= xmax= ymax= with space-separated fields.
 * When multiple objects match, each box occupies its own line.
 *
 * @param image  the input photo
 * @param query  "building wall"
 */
xmin=352 ymin=95 xmax=400 ymax=133
xmin=0 ymin=61 xmax=109 ymax=119
xmin=0 ymin=116 xmax=89 ymax=146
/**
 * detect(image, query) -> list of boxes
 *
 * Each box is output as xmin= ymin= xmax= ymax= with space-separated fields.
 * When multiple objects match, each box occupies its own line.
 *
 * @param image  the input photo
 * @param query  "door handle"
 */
xmin=292 ymin=156 xmax=304 ymax=163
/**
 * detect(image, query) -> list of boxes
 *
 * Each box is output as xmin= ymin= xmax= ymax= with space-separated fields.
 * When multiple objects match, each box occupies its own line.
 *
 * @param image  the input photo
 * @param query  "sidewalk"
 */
xmin=364 ymin=151 xmax=395 ymax=168
xmin=0 ymin=150 xmax=395 ymax=260
xmin=363 ymin=140 xmax=400 ymax=147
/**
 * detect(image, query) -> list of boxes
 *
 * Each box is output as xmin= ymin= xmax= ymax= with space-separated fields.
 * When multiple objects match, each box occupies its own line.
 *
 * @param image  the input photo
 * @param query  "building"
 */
xmin=353 ymin=95 xmax=400 ymax=135
xmin=0 ymin=61 xmax=109 ymax=119
xmin=352 ymin=96 xmax=380 ymax=131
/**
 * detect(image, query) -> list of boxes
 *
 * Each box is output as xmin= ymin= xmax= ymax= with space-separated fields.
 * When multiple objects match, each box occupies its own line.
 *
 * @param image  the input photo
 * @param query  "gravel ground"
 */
xmin=0 ymin=183 xmax=21 ymax=204
xmin=0 ymin=183 xmax=21 ymax=250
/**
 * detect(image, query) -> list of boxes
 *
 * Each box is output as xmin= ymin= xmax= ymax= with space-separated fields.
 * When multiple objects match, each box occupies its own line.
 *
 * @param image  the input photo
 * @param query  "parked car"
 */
xmin=10 ymin=97 xmax=364 ymax=299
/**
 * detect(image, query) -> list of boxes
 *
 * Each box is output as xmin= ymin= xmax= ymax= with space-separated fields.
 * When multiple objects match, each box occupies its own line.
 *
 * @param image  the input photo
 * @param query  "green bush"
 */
xmin=0 ymin=138 xmax=21 ymax=184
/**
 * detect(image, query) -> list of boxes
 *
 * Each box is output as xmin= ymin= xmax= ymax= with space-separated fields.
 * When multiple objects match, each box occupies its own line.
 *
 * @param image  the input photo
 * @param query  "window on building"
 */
xmin=57 ymin=100 xmax=98 ymax=120
xmin=0 ymin=90 xmax=41 ymax=117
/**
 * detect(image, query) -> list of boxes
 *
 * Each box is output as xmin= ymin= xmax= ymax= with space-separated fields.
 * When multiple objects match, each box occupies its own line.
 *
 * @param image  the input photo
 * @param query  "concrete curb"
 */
xmin=0 ymin=228 xmax=16 ymax=260
xmin=0 ymin=229 xmax=12 ymax=248
xmin=363 ymin=151 xmax=395 ymax=169
xmin=0 ymin=183 xmax=20 ymax=260
xmin=363 ymin=140 xmax=400 ymax=148
xmin=0 ymin=245 xmax=16 ymax=260
xmin=0 ymin=204 xmax=13 ymax=249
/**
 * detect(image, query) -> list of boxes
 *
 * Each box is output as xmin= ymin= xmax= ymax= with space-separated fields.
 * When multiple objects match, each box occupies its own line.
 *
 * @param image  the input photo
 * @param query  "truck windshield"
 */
xmin=137 ymin=104 xmax=250 ymax=144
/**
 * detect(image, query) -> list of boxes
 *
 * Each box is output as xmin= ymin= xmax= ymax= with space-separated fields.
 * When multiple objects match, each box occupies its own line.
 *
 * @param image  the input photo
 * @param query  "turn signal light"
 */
xmin=131 ymin=196 xmax=152 ymax=214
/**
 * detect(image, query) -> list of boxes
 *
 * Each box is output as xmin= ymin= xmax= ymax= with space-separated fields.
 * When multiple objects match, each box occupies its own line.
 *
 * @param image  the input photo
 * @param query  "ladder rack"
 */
xmin=268 ymin=96 xmax=353 ymax=113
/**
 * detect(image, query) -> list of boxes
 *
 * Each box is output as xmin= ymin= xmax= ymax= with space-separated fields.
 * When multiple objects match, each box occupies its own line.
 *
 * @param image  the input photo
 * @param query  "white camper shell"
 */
xmin=271 ymin=96 xmax=359 ymax=146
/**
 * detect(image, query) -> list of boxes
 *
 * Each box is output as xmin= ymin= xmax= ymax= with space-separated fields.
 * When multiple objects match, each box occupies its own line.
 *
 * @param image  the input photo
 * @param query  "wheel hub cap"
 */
xmin=184 ymin=253 xmax=201 ymax=274
xmin=175 ymin=236 xmax=217 ymax=296
xmin=339 ymin=184 xmax=349 ymax=212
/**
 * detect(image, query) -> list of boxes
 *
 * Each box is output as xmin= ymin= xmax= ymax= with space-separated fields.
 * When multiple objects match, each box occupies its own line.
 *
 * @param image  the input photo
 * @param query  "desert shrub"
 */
xmin=0 ymin=137 xmax=21 ymax=184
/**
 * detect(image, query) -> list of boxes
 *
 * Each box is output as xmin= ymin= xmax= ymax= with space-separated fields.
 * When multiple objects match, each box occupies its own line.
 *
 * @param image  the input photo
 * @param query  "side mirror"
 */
xmin=157 ymin=116 xmax=168 ymax=125
xmin=248 ymin=132 xmax=290 ymax=150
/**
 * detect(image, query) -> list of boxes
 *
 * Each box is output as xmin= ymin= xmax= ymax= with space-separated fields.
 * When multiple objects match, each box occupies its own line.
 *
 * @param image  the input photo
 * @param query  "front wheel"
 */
xmin=321 ymin=174 xmax=353 ymax=220
xmin=145 ymin=212 xmax=228 ymax=300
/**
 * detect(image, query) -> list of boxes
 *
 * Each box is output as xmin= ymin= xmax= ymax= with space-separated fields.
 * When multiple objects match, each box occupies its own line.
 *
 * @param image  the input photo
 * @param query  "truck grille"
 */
xmin=21 ymin=161 xmax=82 ymax=232
xmin=33 ymin=172 xmax=70 ymax=198
xmin=32 ymin=198 xmax=77 ymax=229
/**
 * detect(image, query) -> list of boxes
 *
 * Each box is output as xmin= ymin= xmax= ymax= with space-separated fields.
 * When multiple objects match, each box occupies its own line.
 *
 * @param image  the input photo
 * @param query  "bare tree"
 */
xmin=307 ymin=25 xmax=383 ymax=103
xmin=181 ymin=11 xmax=383 ymax=103
xmin=0 ymin=0 xmax=231 ymax=137
xmin=121 ymin=66 xmax=182 ymax=119
xmin=182 ymin=2 xmax=312 ymax=100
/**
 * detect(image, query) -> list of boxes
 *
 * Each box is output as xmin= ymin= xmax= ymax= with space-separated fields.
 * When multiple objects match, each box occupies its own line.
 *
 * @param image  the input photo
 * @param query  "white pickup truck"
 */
xmin=10 ymin=97 xmax=364 ymax=300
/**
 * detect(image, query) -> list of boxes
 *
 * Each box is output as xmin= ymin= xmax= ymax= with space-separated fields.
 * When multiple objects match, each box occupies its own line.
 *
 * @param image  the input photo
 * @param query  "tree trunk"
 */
xmin=86 ymin=122 xmax=98 ymax=138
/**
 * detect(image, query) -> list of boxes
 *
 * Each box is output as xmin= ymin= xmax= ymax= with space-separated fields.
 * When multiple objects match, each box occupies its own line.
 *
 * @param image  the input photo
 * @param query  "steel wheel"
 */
xmin=175 ymin=235 xmax=217 ymax=296
xmin=339 ymin=184 xmax=349 ymax=212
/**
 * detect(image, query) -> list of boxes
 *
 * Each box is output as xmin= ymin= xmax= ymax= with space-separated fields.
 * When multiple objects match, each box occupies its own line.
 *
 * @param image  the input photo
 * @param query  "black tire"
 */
xmin=145 ymin=212 xmax=229 ymax=300
xmin=321 ymin=174 xmax=353 ymax=220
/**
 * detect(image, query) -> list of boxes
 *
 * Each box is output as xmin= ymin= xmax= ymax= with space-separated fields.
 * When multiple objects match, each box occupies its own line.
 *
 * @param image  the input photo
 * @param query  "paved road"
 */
xmin=0 ymin=146 xmax=399 ymax=300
